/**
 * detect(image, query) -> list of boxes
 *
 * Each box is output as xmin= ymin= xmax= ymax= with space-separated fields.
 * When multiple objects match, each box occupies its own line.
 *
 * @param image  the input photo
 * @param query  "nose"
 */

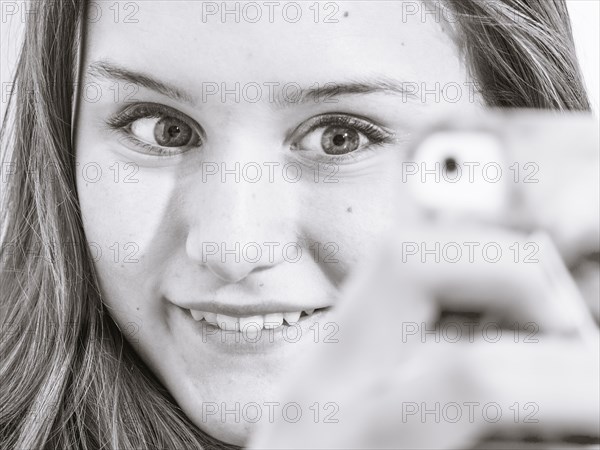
xmin=196 ymin=220 xmax=284 ymax=283
xmin=184 ymin=159 xmax=298 ymax=284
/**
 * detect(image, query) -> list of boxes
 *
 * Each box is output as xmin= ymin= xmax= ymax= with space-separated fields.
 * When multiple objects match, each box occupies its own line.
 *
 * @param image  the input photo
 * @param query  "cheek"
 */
xmin=296 ymin=171 xmax=411 ymax=277
xmin=75 ymin=141 xmax=414 ymax=296
xmin=75 ymin=146 xmax=181 ymax=308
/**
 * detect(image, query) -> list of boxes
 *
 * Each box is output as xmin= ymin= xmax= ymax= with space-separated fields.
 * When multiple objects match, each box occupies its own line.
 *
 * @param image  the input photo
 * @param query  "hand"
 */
xmin=248 ymin=111 xmax=600 ymax=449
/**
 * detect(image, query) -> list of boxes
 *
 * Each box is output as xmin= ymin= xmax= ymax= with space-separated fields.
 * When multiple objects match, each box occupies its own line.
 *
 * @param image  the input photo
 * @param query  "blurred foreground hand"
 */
xmin=249 ymin=110 xmax=600 ymax=449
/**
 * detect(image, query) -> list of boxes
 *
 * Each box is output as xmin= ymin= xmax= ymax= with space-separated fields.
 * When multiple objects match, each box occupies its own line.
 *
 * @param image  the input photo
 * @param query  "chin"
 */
xmin=200 ymin=417 xmax=255 ymax=447
xmin=171 ymin=366 xmax=289 ymax=448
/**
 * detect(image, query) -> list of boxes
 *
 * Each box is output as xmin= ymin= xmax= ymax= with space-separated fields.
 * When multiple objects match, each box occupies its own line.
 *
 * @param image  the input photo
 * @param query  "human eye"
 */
xmin=289 ymin=113 xmax=395 ymax=164
xmin=105 ymin=102 xmax=203 ymax=156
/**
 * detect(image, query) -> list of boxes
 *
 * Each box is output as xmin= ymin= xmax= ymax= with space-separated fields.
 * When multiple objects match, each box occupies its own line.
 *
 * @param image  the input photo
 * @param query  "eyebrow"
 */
xmin=87 ymin=60 xmax=196 ymax=105
xmin=274 ymin=77 xmax=419 ymax=108
xmin=86 ymin=60 xmax=418 ymax=107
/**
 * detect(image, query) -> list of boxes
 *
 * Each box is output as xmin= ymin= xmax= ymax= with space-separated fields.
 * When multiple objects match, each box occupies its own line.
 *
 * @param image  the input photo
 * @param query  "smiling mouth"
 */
xmin=187 ymin=307 xmax=330 ymax=332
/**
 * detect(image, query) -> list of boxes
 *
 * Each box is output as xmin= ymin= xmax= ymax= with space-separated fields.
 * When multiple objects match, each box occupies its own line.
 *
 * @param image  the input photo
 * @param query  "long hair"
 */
xmin=0 ymin=0 xmax=590 ymax=448
xmin=441 ymin=0 xmax=590 ymax=109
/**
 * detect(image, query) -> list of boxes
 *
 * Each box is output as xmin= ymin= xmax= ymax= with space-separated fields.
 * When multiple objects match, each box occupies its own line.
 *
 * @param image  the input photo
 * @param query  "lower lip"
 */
xmin=175 ymin=306 xmax=335 ymax=353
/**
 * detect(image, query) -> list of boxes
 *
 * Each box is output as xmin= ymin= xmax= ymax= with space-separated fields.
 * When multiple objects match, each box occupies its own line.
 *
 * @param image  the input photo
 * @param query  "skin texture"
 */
xmin=75 ymin=1 xmax=483 ymax=445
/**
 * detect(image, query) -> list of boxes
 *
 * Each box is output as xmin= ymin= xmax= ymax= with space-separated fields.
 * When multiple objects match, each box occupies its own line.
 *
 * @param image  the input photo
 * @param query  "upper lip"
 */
xmin=170 ymin=300 xmax=332 ymax=318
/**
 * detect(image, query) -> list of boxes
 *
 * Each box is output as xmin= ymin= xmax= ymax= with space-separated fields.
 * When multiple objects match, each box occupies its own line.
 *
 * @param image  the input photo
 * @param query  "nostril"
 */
xmin=250 ymin=265 xmax=272 ymax=274
xmin=205 ymin=262 xmax=251 ymax=284
xmin=205 ymin=260 xmax=275 ymax=284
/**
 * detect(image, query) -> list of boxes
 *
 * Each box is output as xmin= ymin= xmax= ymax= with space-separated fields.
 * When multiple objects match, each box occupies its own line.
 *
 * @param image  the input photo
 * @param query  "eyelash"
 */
xmin=106 ymin=104 xmax=395 ymax=161
xmin=290 ymin=113 xmax=395 ymax=164
xmin=105 ymin=103 xmax=203 ymax=156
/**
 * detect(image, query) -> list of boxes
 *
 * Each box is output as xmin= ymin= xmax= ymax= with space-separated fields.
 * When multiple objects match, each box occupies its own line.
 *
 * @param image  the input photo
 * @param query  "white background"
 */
xmin=1 ymin=0 xmax=599 ymax=121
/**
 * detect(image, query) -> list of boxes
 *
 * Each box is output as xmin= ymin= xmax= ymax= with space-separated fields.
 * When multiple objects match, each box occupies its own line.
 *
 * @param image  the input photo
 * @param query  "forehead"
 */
xmin=84 ymin=1 xmax=464 ymax=86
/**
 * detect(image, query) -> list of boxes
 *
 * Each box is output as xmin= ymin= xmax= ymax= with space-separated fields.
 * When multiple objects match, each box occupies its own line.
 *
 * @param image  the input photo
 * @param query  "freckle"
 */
xmin=259 ymin=283 xmax=264 ymax=287
xmin=343 ymin=11 xmax=349 ymax=17
xmin=346 ymin=206 xmax=353 ymax=213
xmin=136 ymin=307 xmax=139 ymax=311
xmin=401 ymin=42 xmax=405 ymax=46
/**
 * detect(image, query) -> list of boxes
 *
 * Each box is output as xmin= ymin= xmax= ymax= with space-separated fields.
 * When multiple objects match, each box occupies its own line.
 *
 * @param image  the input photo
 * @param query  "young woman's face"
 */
xmin=75 ymin=1 xmax=481 ymax=444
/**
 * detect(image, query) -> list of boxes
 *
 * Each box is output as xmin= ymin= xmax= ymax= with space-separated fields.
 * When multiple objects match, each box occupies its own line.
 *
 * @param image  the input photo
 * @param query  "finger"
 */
xmin=250 ymin=342 xmax=482 ymax=449
xmin=466 ymin=338 xmax=600 ymax=440
xmin=334 ymin=338 xmax=600 ymax=449
xmin=250 ymin=337 xmax=600 ymax=449
xmin=277 ymin=221 xmax=593 ymax=390
xmin=381 ymin=223 xmax=594 ymax=339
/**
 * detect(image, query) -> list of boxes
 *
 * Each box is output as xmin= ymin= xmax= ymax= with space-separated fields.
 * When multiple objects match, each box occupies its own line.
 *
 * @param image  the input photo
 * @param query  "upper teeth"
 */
xmin=189 ymin=309 xmax=315 ymax=331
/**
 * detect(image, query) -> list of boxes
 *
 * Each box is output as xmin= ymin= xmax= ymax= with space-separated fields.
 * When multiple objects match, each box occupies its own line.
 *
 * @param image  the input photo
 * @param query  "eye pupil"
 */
xmin=333 ymin=134 xmax=346 ymax=146
xmin=444 ymin=157 xmax=458 ymax=172
xmin=154 ymin=117 xmax=193 ymax=147
xmin=321 ymin=126 xmax=360 ymax=155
